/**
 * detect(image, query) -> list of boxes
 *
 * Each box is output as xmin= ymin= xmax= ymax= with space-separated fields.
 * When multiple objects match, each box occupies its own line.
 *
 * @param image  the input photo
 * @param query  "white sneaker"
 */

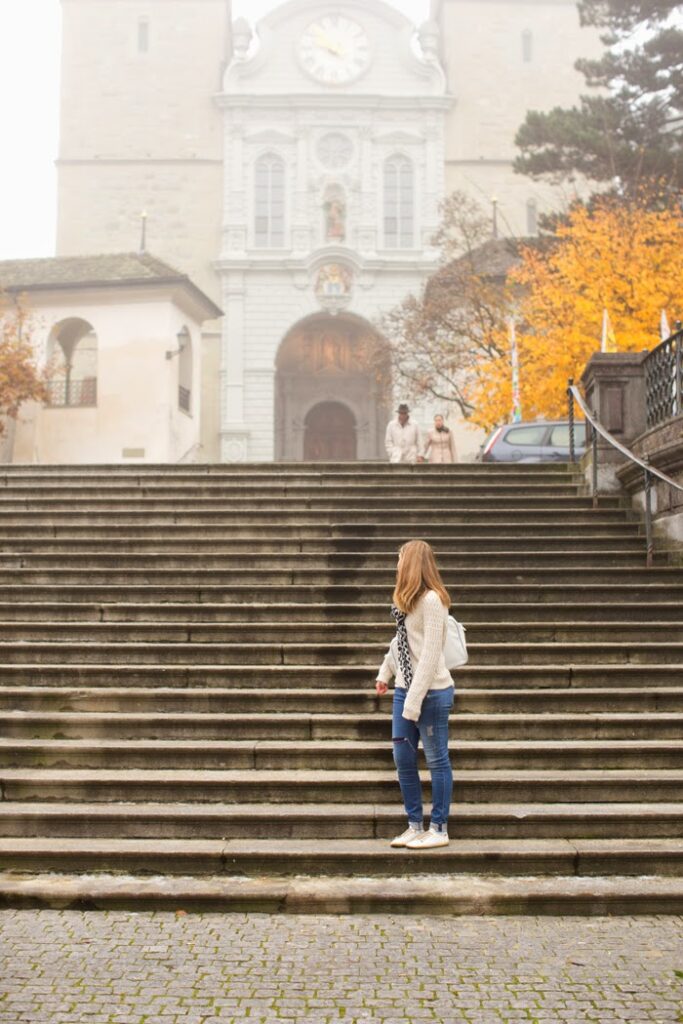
xmin=406 ymin=827 xmax=449 ymax=850
xmin=390 ymin=825 xmax=425 ymax=848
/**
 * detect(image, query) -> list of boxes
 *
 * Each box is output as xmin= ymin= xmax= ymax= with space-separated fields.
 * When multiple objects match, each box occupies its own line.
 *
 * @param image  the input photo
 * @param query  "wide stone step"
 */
xmin=0 ymin=484 xmax=589 ymax=500
xmin=2 ymin=801 xmax=681 ymax=840
xmin=0 ymin=464 xmax=577 ymax=480
xmin=0 ymin=550 xmax=652 ymax=570
xmin=2 ymin=686 xmax=681 ymax=714
xmin=2 ymin=767 xmax=680 ymax=803
xmin=1 ymin=871 xmax=681 ymax=915
xmin=0 ymin=495 xmax=624 ymax=513
xmin=0 ymin=620 xmax=677 ymax=644
xmin=1 ymin=640 xmax=681 ymax=665
xmin=0 ymin=663 xmax=679 ymax=689
xmin=3 ymin=711 xmax=681 ymax=741
xmin=0 ymin=567 xmax=676 ymax=587
xmin=1 ymin=738 xmax=681 ymax=770
xmin=0 ymin=510 xmax=633 ymax=528
xmin=0 ymin=601 xmax=678 ymax=624
xmin=0 ymin=836 xmax=680 ymax=878
xmin=0 ymin=534 xmax=646 ymax=555
xmin=0 ymin=523 xmax=639 ymax=540
xmin=0 ymin=583 xmax=678 ymax=605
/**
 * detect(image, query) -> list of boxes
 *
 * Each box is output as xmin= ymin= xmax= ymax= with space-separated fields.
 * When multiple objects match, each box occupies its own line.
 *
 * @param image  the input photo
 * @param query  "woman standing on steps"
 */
xmin=375 ymin=540 xmax=455 ymax=850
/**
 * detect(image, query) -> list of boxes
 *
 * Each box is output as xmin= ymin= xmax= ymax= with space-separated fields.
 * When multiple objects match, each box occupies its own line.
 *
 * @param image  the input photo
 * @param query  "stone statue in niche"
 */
xmin=324 ymin=191 xmax=346 ymax=243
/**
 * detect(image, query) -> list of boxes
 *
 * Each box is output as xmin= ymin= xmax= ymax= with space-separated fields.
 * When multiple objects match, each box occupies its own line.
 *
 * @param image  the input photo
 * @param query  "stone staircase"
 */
xmin=0 ymin=462 xmax=681 ymax=913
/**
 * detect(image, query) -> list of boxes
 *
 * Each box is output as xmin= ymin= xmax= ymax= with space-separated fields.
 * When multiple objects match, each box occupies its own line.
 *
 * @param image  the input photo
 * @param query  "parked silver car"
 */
xmin=479 ymin=420 xmax=587 ymax=463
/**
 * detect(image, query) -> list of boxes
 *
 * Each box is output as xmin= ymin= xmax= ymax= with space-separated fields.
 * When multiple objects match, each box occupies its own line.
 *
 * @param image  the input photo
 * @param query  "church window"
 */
xmin=526 ymin=198 xmax=539 ymax=235
xmin=254 ymin=154 xmax=285 ymax=248
xmin=138 ymin=19 xmax=150 ymax=53
xmin=46 ymin=318 xmax=98 ymax=408
xmin=177 ymin=326 xmax=192 ymax=415
xmin=384 ymin=155 xmax=414 ymax=249
xmin=522 ymin=29 xmax=533 ymax=62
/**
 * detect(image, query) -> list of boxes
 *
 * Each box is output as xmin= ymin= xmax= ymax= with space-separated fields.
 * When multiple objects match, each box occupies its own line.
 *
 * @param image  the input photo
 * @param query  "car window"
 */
xmin=549 ymin=424 xmax=586 ymax=447
xmin=503 ymin=426 xmax=546 ymax=446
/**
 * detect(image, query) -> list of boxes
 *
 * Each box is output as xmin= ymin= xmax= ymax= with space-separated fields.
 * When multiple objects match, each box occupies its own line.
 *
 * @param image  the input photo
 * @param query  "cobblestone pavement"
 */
xmin=0 ymin=911 xmax=681 ymax=1024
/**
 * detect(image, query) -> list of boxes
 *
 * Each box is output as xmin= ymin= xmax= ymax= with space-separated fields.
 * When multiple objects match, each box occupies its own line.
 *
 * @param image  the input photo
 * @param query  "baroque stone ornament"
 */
xmin=315 ymin=263 xmax=353 ymax=314
xmin=317 ymin=132 xmax=353 ymax=169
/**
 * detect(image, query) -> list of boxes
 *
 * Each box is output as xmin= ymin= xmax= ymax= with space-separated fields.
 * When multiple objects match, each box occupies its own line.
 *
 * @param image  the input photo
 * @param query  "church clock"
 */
xmin=298 ymin=15 xmax=371 ymax=85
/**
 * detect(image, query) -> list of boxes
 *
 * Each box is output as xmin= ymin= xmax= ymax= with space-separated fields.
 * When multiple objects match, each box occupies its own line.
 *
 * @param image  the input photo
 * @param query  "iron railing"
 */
xmin=567 ymin=379 xmax=683 ymax=567
xmin=46 ymin=377 xmax=97 ymax=408
xmin=644 ymin=323 xmax=683 ymax=428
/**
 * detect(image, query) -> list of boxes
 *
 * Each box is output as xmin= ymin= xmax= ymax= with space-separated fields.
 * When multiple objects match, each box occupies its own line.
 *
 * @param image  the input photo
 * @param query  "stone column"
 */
xmin=219 ymin=272 xmax=250 ymax=462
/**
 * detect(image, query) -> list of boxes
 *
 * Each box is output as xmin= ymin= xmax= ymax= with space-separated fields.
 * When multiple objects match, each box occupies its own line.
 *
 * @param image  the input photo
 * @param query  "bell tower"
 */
xmin=432 ymin=0 xmax=602 ymax=236
xmin=57 ymin=0 xmax=232 ymax=304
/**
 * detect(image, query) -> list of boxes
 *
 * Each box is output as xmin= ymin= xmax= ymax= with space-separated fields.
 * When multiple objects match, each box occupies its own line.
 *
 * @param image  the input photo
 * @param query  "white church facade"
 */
xmin=217 ymin=0 xmax=448 ymax=461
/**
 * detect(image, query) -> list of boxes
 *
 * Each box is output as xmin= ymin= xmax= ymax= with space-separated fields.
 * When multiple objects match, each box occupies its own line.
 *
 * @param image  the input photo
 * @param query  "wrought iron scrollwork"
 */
xmin=645 ymin=324 xmax=683 ymax=428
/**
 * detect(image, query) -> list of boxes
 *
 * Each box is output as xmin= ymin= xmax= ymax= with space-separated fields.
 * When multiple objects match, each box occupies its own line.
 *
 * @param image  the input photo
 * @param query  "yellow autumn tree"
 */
xmin=0 ymin=300 xmax=48 ymax=433
xmin=469 ymin=193 xmax=683 ymax=430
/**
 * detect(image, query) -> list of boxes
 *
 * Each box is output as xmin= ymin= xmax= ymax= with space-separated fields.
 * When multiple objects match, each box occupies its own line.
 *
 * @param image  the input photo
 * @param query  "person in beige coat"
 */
xmin=423 ymin=414 xmax=457 ymax=464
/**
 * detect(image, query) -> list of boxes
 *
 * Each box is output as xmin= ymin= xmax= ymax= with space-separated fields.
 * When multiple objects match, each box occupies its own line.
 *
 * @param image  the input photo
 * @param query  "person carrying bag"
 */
xmin=374 ymin=540 xmax=467 ymax=850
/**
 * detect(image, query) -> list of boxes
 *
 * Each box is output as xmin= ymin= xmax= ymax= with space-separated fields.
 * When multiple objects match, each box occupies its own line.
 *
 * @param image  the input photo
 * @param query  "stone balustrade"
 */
xmin=580 ymin=352 xmax=683 ymax=548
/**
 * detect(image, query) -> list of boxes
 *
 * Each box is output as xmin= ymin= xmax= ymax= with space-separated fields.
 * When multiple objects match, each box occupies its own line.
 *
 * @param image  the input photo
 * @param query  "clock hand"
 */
xmin=313 ymin=26 xmax=346 ymax=57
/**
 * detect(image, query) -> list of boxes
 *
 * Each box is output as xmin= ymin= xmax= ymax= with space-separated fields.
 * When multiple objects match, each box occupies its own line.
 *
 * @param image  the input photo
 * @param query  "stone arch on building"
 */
xmin=274 ymin=312 xmax=391 ymax=462
xmin=46 ymin=317 xmax=98 ymax=408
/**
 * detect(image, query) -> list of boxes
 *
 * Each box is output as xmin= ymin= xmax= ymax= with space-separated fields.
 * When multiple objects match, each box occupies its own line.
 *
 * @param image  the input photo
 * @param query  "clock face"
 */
xmin=317 ymin=132 xmax=353 ymax=168
xmin=298 ymin=15 xmax=371 ymax=85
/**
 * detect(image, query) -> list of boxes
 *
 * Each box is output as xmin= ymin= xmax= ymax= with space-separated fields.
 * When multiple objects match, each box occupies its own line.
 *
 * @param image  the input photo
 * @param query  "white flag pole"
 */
xmin=660 ymin=309 xmax=671 ymax=342
xmin=510 ymin=318 xmax=522 ymax=423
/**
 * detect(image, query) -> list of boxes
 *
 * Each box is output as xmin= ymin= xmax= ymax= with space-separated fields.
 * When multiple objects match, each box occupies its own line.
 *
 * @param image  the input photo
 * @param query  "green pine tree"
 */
xmin=514 ymin=0 xmax=683 ymax=194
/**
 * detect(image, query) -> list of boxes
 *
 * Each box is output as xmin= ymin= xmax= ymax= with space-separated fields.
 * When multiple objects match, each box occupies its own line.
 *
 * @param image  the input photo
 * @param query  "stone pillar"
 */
xmin=578 ymin=352 xmax=648 ymax=492
xmin=220 ymin=273 xmax=250 ymax=462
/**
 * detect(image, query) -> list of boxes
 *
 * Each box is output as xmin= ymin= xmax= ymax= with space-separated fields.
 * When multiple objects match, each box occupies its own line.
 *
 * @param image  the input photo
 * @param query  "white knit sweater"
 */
xmin=376 ymin=589 xmax=454 ymax=722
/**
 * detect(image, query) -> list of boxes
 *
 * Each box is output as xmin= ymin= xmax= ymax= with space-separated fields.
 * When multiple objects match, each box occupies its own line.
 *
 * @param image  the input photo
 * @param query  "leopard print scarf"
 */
xmin=391 ymin=605 xmax=413 ymax=690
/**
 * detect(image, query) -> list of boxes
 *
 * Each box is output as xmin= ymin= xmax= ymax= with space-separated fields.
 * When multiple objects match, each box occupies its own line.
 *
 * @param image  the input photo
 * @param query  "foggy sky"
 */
xmin=0 ymin=0 xmax=430 ymax=261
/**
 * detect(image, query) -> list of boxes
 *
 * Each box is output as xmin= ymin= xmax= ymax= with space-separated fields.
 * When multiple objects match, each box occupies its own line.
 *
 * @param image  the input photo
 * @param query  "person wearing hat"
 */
xmin=385 ymin=404 xmax=423 ymax=464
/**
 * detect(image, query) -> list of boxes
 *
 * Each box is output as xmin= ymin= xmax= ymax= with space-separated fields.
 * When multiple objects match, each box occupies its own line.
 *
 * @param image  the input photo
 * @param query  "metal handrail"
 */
xmin=567 ymin=379 xmax=683 ymax=567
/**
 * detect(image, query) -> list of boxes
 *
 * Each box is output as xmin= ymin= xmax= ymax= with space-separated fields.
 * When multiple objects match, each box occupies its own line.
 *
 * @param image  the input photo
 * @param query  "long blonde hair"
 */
xmin=393 ymin=539 xmax=450 ymax=614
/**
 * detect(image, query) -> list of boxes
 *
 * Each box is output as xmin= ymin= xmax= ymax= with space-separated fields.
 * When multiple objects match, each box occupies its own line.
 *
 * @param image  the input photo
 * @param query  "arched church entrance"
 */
xmin=304 ymin=401 xmax=356 ymax=462
xmin=274 ymin=313 xmax=390 ymax=462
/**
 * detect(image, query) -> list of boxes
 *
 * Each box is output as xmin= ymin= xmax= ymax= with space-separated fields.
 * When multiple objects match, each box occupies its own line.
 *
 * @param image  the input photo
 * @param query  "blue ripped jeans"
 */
xmin=392 ymin=685 xmax=454 ymax=832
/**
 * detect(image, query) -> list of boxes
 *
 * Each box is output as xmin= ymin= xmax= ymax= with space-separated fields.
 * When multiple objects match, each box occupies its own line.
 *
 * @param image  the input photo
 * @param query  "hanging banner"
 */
xmin=601 ymin=309 xmax=617 ymax=353
xmin=510 ymin=318 xmax=522 ymax=423
xmin=660 ymin=309 xmax=671 ymax=342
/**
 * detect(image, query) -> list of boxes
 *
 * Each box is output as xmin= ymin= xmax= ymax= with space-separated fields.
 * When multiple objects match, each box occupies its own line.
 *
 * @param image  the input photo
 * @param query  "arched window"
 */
xmin=254 ymin=154 xmax=285 ymax=248
xmin=177 ymin=326 xmax=192 ymax=414
xmin=526 ymin=198 xmax=539 ymax=236
xmin=384 ymin=155 xmax=414 ymax=249
xmin=522 ymin=28 xmax=533 ymax=63
xmin=46 ymin=318 xmax=98 ymax=408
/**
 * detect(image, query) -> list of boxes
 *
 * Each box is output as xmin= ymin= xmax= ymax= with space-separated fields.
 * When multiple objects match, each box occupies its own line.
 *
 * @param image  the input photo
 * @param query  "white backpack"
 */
xmin=444 ymin=614 xmax=468 ymax=669
xmin=388 ymin=613 xmax=468 ymax=675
